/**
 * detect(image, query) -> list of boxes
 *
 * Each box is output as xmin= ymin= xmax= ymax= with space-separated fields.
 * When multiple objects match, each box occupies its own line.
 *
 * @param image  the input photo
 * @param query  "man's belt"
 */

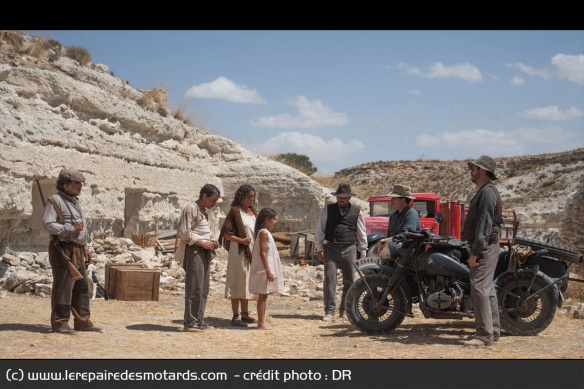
xmin=61 ymin=241 xmax=85 ymax=248
xmin=327 ymin=242 xmax=356 ymax=249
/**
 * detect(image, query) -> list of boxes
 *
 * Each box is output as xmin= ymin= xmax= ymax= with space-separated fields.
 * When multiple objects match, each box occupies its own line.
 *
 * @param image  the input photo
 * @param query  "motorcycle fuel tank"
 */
xmin=419 ymin=251 xmax=470 ymax=278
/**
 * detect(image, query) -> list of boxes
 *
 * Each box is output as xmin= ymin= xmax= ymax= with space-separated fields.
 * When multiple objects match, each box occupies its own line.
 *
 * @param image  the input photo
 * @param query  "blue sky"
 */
xmin=26 ymin=30 xmax=584 ymax=175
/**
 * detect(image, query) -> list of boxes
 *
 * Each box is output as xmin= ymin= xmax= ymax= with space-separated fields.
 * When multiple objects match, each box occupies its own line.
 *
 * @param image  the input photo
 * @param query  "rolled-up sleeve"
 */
xmin=42 ymin=202 xmax=75 ymax=238
xmin=356 ymin=211 xmax=368 ymax=255
xmin=177 ymin=204 xmax=205 ymax=245
xmin=314 ymin=207 xmax=327 ymax=252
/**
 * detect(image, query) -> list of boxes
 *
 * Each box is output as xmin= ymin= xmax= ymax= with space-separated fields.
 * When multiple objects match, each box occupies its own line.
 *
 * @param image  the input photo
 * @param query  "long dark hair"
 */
xmin=254 ymin=207 xmax=277 ymax=238
xmin=230 ymin=184 xmax=256 ymax=207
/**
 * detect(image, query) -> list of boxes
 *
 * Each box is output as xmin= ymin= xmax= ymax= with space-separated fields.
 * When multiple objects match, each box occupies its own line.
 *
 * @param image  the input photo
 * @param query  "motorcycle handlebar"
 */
xmin=399 ymin=230 xmax=430 ymax=241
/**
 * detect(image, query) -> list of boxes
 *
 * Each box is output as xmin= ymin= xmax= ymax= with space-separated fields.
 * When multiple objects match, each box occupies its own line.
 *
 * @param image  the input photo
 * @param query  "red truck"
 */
xmin=364 ymin=193 xmax=518 ymax=254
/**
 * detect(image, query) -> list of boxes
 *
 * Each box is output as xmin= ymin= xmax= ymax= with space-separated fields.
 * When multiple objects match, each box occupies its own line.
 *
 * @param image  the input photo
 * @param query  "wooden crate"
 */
xmin=109 ymin=267 xmax=161 ymax=301
xmin=131 ymin=233 xmax=158 ymax=248
xmin=105 ymin=263 xmax=148 ymax=299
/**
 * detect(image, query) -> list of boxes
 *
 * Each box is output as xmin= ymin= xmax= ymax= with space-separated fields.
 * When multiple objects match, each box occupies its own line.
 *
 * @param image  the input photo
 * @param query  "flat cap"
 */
xmin=57 ymin=168 xmax=86 ymax=182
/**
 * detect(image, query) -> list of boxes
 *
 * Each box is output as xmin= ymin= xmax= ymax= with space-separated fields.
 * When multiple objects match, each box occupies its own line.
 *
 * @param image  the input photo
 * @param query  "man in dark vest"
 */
xmin=42 ymin=168 xmax=102 ymax=334
xmin=461 ymin=156 xmax=503 ymax=347
xmin=314 ymin=183 xmax=367 ymax=322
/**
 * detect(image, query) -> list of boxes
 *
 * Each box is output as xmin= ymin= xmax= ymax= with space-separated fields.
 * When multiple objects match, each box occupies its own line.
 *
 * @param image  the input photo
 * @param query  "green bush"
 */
xmin=271 ymin=153 xmax=317 ymax=176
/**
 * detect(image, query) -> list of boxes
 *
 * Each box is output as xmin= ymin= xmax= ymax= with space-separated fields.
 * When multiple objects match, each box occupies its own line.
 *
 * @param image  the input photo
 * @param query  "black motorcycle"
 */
xmin=346 ymin=212 xmax=583 ymax=336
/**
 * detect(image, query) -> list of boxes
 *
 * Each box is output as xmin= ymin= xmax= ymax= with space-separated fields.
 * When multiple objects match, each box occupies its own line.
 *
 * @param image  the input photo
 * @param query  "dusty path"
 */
xmin=1 ymin=290 xmax=583 ymax=359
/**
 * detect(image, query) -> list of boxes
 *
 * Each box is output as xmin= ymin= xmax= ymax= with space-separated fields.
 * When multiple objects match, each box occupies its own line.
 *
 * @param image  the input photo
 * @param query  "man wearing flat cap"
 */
xmin=373 ymin=184 xmax=421 ymax=255
xmin=314 ymin=183 xmax=367 ymax=322
xmin=42 ymin=168 xmax=102 ymax=334
xmin=461 ymin=156 xmax=503 ymax=347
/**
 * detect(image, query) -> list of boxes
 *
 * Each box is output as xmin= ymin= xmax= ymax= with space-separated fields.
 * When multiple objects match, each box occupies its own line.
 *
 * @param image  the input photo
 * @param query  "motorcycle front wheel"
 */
xmin=497 ymin=274 xmax=556 ymax=336
xmin=345 ymin=274 xmax=408 ymax=335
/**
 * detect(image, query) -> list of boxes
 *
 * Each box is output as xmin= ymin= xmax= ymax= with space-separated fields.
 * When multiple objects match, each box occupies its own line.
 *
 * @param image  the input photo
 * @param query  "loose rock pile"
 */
xmin=0 ymin=237 xmax=331 ymax=303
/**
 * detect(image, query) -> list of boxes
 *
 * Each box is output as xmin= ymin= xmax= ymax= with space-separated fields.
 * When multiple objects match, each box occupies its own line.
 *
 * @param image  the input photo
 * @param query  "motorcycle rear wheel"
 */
xmin=498 ymin=275 xmax=556 ymax=336
xmin=345 ymin=274 xmax=407 ymax=335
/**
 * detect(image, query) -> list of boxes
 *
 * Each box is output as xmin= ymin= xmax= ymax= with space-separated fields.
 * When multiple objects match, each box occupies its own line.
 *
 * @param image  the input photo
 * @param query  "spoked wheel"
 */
xmin=498 ymin=274 xmax=556 ymax=336
xmin=345 ymin=274 xmax=407 ymax=335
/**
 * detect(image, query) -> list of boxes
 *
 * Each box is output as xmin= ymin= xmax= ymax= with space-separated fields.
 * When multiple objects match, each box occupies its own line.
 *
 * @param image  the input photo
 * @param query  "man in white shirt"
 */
xmin=176 ymin=184 xmax=221 ymax=332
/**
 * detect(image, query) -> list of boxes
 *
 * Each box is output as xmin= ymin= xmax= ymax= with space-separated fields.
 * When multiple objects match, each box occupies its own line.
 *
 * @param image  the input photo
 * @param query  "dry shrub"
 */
xmin=171 ymin=100 xmax=195 ymax=125
xmin=9 ymin=100 xmax=21 ymax=110
xmin=137 ymin=93 xmax=153 ymax=108
xmin=26 ymin=37 xmax=48 ymax=59
xmin=311 ymin=176 xmax=339 ymax=189
xmin=1 ymin=30 xmax=24 ymax=51
xmin=65 ymin=46 xmax=92 ymax=66
xmin=138 ymin=89 xmax=169 ymax=112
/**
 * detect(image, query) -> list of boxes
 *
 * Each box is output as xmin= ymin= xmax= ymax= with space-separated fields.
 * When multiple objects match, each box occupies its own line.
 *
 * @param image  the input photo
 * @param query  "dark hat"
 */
xmin=467 ymin=156 xmax=498 ymax=180
xmin=57 ymin=168 xmax=86 ymax=182
xmin=388 ymin=184 xmax=416 ymax=199
xmin=331 ymin=183 xmax=356 ymax=197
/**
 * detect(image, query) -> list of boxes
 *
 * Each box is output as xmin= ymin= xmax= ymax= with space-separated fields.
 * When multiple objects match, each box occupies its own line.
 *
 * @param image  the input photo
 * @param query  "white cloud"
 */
xmin=250 ymin=96 xmax=349 ymax=128
xmin=507 ymin=54 xmax=584 ymax=85
xmin=184 ymin=76 xmax=266 ymax=104
xmin=252 ymin=132 xmax=365 ymax=163
xmin=552 ymin=54 xmax=584 ymax=86
xmin=510 ymin=76 xmax=525 ymax=85
xmin=416 ymin=127 xmax=583 ymax=158
xmin=403 ymin=62 xmax=482 ymax=83
xmin=506 ymin=62 xmax=550 ymax=79
xmin=520 ymin=106 xmax=584 ymax=121
xmin=407 ymin=89 xmax=421 ymax=96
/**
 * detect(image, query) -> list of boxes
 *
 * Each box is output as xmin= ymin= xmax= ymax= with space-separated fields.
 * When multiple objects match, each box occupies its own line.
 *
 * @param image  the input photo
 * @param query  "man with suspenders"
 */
xmin=42 ymin=168 xmax=102 ymax=335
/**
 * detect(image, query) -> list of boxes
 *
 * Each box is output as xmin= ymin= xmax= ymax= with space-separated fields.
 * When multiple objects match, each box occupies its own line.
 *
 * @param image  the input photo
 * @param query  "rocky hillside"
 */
xmin=0 ymin=31 xmax=334 ymax=253
xmin=0 ymin=30 xmax=582 ymax=256
xmin=329 ymin=149 xmax=584 ymax=249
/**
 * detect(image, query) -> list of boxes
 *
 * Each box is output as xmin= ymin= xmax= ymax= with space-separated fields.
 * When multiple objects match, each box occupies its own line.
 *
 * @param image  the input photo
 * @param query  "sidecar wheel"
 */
xmin=498 ymin=275 xmax=556 ymax=336
xmin=345 ymin=274 xmax=407 ymax=335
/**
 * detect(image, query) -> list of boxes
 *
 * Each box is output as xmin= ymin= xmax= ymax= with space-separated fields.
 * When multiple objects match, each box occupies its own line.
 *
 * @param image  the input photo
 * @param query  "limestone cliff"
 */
xmin=0 ymin=31 xmax=339 ymax=252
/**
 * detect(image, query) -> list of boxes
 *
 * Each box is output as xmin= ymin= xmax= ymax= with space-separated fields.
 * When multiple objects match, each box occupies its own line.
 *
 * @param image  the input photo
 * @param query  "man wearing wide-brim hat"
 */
xmin=373 ymin=183 xmax=421 ymax=254
xmin=314 ymin=183 xmax=367 ymax=322
xmin=461 ymin=155 xmax=503 ymax=347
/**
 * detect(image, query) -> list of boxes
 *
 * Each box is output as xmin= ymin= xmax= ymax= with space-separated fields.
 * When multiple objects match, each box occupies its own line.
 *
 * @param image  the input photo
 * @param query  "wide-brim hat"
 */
xmin=467 ymin=155 xmax=498 ymax=180
xmin=388 ymin=184 xmax=415 ymax=199
xmin=57 ymin=168 xmax=86 ymax=182
xmin=331 ymin=183 xmax=356 ymax=197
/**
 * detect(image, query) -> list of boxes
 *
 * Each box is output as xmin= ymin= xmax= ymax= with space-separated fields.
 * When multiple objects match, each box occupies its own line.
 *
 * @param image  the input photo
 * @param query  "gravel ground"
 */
xmin=1 ymin=287 xmax=583 ymax=360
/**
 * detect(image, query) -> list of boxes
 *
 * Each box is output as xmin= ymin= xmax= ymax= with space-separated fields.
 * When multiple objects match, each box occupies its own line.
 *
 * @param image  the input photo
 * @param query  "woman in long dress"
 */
xmin=218 ymin=184 xmax=257 ymax=327
xmin=249 ymin=207 xmax=284 ymax=330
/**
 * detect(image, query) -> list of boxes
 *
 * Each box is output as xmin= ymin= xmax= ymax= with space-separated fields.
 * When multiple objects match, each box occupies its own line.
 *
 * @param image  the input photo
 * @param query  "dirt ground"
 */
xmin=1 ymin=284 xmax=583 ymax=360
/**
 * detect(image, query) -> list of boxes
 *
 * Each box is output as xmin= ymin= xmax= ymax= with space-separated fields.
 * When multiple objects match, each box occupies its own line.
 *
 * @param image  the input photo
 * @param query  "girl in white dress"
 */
xmin=249 ymin=207 xmax=284 ymax=330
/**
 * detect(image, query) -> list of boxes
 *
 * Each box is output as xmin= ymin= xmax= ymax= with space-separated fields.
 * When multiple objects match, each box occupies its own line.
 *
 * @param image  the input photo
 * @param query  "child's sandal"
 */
xmin=241 ymin=311 xmax=256 ymax=324
xmin=231 ymin=314 xmax=248 ymax=327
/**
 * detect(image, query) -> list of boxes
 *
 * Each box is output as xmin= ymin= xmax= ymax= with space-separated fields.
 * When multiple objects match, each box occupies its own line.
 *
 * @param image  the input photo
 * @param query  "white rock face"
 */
xmin=0 ymin=33 xmax=358 ymax=252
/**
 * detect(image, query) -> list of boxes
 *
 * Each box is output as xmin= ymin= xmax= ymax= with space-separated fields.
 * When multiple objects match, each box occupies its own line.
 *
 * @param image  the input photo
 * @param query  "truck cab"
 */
xmin=365 ymin=193 xmax=441 ymax=235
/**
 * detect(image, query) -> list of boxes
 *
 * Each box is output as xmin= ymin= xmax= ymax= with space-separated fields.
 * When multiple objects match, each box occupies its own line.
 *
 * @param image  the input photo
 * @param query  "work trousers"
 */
xmin=323 ymin=243 xmax=356 ymax=315
xmin=49 ymin=241 xmax=92 ymax=332
xmin=183 ymin=245 xmax=211 ymax=328
xmin=469 ymin=242 xmax=501 ymax=343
